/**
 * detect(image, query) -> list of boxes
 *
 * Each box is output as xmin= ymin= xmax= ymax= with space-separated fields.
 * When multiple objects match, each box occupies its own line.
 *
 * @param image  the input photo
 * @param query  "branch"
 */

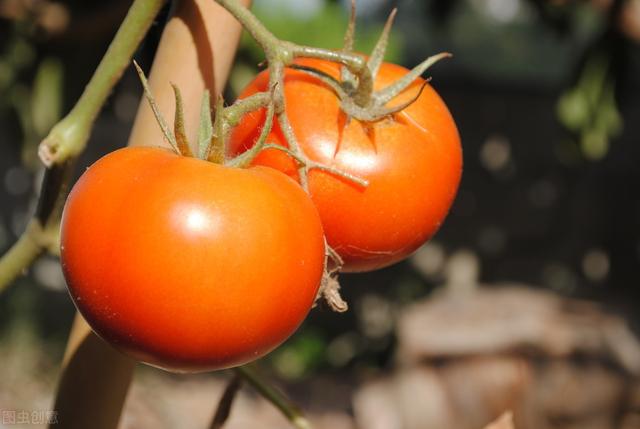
xmin=234 ymin=365 xmax=312 ymax=429
xmin=209 ymin=374 xmax=243 ymax=429
xmin=0 ymin=0 xmax=166 ymax=294
xmin=39 ymin=0 xmax=168 ymax=167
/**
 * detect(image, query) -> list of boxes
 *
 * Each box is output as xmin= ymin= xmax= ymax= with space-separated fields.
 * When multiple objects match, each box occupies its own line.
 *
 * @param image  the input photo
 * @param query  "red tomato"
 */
xmin=60 ymin=147 xmax=325 ymax=372
xmin=229 ymin=58 xmax=462 ymax=272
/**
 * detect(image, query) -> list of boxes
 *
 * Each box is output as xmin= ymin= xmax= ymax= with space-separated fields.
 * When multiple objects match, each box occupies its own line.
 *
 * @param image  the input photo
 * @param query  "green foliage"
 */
xmin=8 ymin=57 xmax=64 ymax=169
xmin=556 ymin=53 xmax=622 ymax=160
xmin=31 ymin=58 xmax=64 ymax=138
xmin=0 ymin=38 xmax=36 ymax=96
xmin=270 ymin=329 xmax=326 ymax=380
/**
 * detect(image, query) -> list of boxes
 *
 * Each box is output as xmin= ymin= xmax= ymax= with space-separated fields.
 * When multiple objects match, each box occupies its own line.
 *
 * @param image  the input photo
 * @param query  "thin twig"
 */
xmin=209 ymin=375 xmax=243 ymax=429
xmin=0 ymin=0 xmax=166 ymax=294
xmin=234 ymin=365 xmax=312 ymax=429
xmin=0 ymin=222 xmax=47 ymax=291
xmin=39 ymin=0 xmax=167 ymax=166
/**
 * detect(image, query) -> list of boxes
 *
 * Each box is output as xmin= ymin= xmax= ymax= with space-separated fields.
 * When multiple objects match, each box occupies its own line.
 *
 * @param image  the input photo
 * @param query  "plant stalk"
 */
xmin=39 ymin=0 xmax=167 ymax=166
xmin=0 ymin=222 xmax=46 ymax=290
xmin=209 ymin=374 xmax=243 ymax=429
xmin=213 ymin=0 xmax=372 ymax=106
xmin=234 ymin=365 xmax=312 ymax=429
xmin=0 ymin=0 xmax=166 ymax=294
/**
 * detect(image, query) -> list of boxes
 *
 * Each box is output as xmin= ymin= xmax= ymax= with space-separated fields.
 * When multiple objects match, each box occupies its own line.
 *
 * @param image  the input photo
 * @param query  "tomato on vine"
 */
xmin=60 ymin=146 xmax=325 ymax=372
xmin=228 ymin=58 xmax=462 ymax=272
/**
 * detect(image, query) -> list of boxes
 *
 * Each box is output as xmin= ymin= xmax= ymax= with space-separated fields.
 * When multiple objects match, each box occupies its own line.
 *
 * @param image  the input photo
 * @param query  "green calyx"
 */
xmin=292 ymin=1 xmax=451 ymax=122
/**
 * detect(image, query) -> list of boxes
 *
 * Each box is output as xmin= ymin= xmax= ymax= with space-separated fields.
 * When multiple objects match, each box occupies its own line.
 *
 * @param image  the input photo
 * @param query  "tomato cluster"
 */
xmin=60 ymin=58 xmax=461 ymax=372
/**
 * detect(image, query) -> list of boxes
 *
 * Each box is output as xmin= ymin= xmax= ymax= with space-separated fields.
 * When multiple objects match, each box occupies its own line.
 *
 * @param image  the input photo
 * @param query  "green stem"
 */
xmin=260 ymin=144 xmax=367 ymax=187
xmin=289 ymin=45 xmax=371 ymax=105
xmin=225 ymin=101 xmax=274 ymax=168
xmin=234 ymin=366 xmax=312 ymax=429
xmin=0 ymin=160 xmax=71 ymax=293
xmin=0 ymin=0 xmax=165 ymax=295
xmin=209 ymin=374 xmax=243 ymax=429
xmin=224 ymin=92 xmax=271 ymax=126
xmin=212 ymin=91 xmax=271 ymax=165
xmin=276 ymin=109 xmax=309 ymax=190
xmin=0 ymin=222 xmax=45 ymax=292
xmin=213 ymin=0 xmax=371 ymax=106
xmin=40 ymin=0 xmax=167 ymax=166
xmin=290 ymin=45 xmax=366 ymax=72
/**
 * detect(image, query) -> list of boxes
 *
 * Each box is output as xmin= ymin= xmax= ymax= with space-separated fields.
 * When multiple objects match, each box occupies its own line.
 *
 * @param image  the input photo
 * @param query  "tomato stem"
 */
xmin=215 ymin=0 xmax=450 ymax=123
xmin=0 ymin=162 xmax=71 ymax=292
xmin=0 ymin=221 xmax=57 ymax=292
xmin=289 ymin=45 xmax=371 ymax=101
xmin=209 ymin=374 xmax=243 ymax=429
xmin=204 ymin=91 xmax=268 ymax=163
xmin=234 ymin=365 xmax=312 ymax=429
xmin=11 ymin=164 xmax=74 ymax=285
xmin=276 ymin=106 xmax=310 ymax=190
xmin=213 ymin=0 xmax=372 ymax=107
xmin=224 ymin=91 xmax=271 ymax=126
xmin=226 ymin=97 xmax=275 ymax=168
xmin=260 ymin=144 xmax=368 ymax=188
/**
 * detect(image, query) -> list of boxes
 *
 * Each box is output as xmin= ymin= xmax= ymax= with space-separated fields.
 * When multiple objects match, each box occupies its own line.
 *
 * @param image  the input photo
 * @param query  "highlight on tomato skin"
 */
xmin=59 ymin=146 xmax=326 ymax=372
xmin=228 ymin=58 xmax=463 ymax=272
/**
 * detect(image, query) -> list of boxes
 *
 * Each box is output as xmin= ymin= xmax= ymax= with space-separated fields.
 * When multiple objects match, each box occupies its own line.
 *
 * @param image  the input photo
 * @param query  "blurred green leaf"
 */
xmin=581 ymin=128 xmax=608 ymax=160
xmin=31 ymin=57 xmax=64 ymax=137
xmin=271 ymin=329 xmax=326 ymax=380
xmin=556 ymin=53 xmax=622 ymax=161
xmin=557 ymin=89 xmax=588 ymax=131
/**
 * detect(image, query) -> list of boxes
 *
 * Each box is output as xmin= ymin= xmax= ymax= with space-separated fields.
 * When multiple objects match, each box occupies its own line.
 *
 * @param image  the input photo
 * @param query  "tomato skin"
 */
xmin=60 ymin=147 xmax=325 ymax=372
xmin=229 ymin=58 xmax=462 ymax=272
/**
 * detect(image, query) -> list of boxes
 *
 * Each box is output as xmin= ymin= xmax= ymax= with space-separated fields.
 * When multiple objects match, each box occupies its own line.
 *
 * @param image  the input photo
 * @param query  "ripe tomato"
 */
xmin=228 ymin=58 xmax=462 ymax=272
xmin=60 ymin=147 xmax=325 ymax=372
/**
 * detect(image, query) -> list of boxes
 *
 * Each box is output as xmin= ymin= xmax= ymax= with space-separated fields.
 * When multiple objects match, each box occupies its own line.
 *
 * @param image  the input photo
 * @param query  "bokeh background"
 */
xmin=1 ymin=0 xmax=640 ymax=428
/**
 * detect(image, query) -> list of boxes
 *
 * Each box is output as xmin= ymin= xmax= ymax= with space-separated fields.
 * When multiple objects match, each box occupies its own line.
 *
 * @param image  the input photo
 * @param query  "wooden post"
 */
xmin=51 ymin=315 xmax=135 ymax=429
xmin=51 ymin=1 xmax=250 ymax=427
xmin=129 ymin=0 xmax=249 ymax=147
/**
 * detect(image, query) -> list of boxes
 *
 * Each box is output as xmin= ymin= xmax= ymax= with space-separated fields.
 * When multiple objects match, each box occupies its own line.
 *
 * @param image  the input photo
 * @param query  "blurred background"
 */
xmin=1 ymin=0 xmax=640 ymax=428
